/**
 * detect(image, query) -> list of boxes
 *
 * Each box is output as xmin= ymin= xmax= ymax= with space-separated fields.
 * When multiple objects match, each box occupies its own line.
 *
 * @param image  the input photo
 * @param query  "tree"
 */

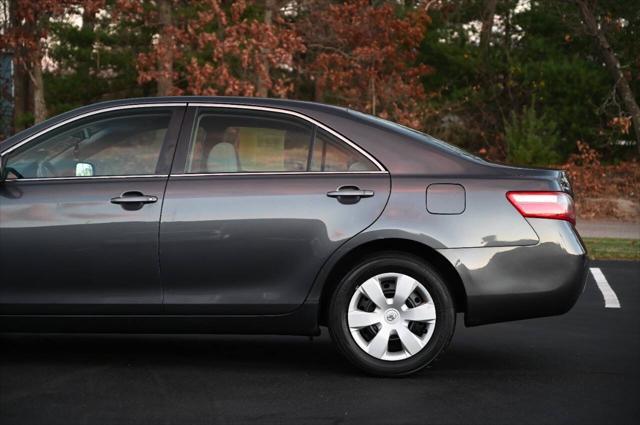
xmin=116 ymin=0 xmax=178 ymax=96
xmin=256 ymin=0 xmax=276 ymax=97
xmin=298 ymin=0 xmax=432 ymax=127
xmin=505 ymin=100 xmax=561 ymax=166
xmin=0 ymin=0 xmax=71 ymax=123
xmin=120 ymin=0 xmax=177 ymax=96
xmin=415 ymin=0 xmax=638 ymax=160
xmin=479 ymin=0 xmax=498 ymax=55
xmin=2 ymin=0 xmax=636 ymax=166
xmin=156 ymin=0 xmax=174 ymax=95
xmin=134 ymin=0 xmax=304 ymax=97
xmin=575 ymin=0 xmax=640 ymax=154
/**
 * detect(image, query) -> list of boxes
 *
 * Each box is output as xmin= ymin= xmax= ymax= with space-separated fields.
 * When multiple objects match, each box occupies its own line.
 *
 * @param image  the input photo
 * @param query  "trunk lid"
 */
xmin=487 ymin=163 xmax=574 ymax=196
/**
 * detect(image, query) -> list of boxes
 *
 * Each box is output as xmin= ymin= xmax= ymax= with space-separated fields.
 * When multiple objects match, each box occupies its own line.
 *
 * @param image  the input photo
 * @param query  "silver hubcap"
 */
xmin=347 ymin=272 xmax=437 ymax=361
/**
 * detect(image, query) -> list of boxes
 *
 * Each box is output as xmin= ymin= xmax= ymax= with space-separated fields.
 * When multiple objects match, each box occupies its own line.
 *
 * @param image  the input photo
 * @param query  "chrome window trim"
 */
xmin=0 ymin=101 xmax=388 ymax=180
xmin=170 ymin=171 xmax=388 ymax=177
xmin=0 ymin=103 xmax=187 ymax=158
xmin=3 ymin=174 xmax=169 ymax=183
xmin=188 ymin=102 xmax=387 ymax=172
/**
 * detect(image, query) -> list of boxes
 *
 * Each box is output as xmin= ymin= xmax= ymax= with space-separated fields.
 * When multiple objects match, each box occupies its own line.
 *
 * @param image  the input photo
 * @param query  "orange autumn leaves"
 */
xmin=563 ymin=141 xmax=639 ymax=219
xmin=127 ymin=0 xmax=432 ymax=127
xmin=131 ymin=0 xmax=303 ymax=97
xmin=302 ymin=0 xmax=432 ymax=128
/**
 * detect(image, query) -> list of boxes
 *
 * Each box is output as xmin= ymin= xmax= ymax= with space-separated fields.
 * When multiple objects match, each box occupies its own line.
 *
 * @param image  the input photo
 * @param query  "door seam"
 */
xmin=157 ymin=105 xmax=189 ymax=311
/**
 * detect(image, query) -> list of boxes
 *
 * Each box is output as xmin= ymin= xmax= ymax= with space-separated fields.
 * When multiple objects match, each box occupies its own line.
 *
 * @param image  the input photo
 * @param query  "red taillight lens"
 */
xmin=506 ymin=191 xmax=576 ymax=225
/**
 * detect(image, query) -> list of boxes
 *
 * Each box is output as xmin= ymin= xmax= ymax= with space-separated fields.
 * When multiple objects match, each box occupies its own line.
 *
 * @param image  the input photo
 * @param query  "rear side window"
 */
xmin=310 ymin=129 xmax=377 ymax=172
xmin=185 ymin=108 xmax=377 ymax=173
xmin=186 ymin=110 xmax=313 ymax=173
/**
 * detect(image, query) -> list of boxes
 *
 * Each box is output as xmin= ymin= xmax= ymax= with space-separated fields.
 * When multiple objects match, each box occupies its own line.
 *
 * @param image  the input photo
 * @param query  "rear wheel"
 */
xmin=328 ymin=252 xmax=456 ymax=376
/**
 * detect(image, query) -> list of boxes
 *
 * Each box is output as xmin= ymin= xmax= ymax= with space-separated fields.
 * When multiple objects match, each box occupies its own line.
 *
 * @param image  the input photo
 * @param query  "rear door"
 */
xmin=160 ymin=105 xmax=390 ymax=314
xmin=0 ymin=104 xmax=185 ymax=314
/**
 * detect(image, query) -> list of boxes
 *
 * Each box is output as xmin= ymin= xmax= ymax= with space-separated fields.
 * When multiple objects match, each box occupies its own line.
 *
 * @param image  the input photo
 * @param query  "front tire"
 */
xmin=328 ymin=252 xmax=456 ymax=376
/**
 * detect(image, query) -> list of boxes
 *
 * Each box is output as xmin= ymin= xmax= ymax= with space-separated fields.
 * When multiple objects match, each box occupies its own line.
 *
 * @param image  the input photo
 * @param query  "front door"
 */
xmin=0 ymin=105 xmax=185 ymax=314
xmin=160 ymin=106 xmax=390 ymax=314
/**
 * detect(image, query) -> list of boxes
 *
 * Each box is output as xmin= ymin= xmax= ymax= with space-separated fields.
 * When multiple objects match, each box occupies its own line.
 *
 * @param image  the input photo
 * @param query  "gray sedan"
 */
xmin=0 ymin=97 xmax=588 ymax=376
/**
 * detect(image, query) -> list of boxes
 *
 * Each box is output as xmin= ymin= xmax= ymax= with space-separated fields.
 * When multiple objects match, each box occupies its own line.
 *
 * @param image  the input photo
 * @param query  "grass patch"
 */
xmin=583 ymin=237 xmax=640 ymax=261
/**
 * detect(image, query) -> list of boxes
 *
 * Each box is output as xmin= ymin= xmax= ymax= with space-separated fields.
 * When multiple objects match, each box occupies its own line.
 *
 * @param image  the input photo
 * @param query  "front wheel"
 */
xmin=328 ymin=252 xmax=456 ymax=376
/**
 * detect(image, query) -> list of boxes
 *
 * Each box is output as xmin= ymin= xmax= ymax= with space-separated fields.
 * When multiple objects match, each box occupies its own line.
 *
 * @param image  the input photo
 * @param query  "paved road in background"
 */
xmin=1 ymin=260 xmax=639 ymax=425
xmin=576 ymin=220 xmax=640 ymax=239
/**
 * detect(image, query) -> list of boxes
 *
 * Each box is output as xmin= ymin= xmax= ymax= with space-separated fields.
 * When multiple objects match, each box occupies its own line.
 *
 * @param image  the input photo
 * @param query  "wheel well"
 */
xmin=318 ymin=239 xmax=467 ymax=325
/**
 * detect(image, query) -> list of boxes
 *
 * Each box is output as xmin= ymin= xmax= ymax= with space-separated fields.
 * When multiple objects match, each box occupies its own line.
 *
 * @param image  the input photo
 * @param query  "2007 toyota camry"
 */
xmin=0 ymin=97 xmax=588 ymax=376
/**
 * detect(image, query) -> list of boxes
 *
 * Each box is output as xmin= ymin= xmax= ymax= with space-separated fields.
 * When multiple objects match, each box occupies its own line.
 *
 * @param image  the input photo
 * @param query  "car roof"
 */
xmin=0 ymin=96 xmax=350 ymax=147
xmin=82 ymin=96 xmax=355 ymax=119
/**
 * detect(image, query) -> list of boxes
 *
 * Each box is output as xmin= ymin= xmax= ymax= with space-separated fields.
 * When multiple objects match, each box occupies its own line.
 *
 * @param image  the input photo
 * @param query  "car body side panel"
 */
xmin=0 ymin=178 xmax=167 ymax=314
xmin=160 ymin=173 xmax=390 ymax=314
xmin=305 ymin=216 xmax=587 ymax=327
xmin=438 ymin=218 xmax=588 ymax=326
xmin=367 ymin=176 xmax=545 ymax=249
xmin=304 ymin=176 xmax=586 ymax=327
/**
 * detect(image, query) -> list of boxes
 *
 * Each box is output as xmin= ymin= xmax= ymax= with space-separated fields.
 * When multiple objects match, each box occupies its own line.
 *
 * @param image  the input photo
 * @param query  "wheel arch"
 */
xmin=316 ymin=238 xmax=467 ymax=325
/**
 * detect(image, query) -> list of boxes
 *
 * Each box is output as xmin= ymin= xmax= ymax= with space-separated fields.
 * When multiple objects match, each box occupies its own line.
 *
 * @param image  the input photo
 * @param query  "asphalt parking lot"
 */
xmin=1 ymin=260 xmax=638 ymax=425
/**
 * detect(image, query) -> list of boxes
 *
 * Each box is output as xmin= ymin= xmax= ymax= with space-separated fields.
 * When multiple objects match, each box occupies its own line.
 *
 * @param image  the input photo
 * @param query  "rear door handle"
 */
xmin=111 ymin=192 xmax=158 ymax=205
xmin=327 ymin=186 xmax=374 ymax=204
xmin=327 ymin=189 xmax=374 ymax=198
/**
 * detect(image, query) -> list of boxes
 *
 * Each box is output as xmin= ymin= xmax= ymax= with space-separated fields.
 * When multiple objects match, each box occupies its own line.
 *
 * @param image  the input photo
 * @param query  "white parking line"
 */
xmin=590 ymin=267 xmax=621 ymax=309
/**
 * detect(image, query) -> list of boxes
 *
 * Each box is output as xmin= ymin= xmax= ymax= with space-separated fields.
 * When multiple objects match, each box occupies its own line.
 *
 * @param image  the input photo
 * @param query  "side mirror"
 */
xmin=75 ymin=162 xmax=95 ymax=177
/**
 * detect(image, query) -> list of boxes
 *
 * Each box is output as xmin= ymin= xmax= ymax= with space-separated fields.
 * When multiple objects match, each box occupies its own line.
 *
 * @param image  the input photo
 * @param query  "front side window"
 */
xmin=4 ymin=109 xmax=173 ymax=179
xmin=186 ymin=110 xmax=313 ymax=173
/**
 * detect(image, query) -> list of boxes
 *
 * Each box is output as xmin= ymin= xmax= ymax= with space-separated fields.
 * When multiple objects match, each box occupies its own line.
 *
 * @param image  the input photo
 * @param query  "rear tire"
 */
xmin=328 ymin=252 xmax=456 ymax=376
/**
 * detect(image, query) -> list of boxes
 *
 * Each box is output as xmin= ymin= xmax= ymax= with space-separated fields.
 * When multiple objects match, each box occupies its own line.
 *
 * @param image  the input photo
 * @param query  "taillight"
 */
xmin=506 ymin=191 xmax=576 ymax=225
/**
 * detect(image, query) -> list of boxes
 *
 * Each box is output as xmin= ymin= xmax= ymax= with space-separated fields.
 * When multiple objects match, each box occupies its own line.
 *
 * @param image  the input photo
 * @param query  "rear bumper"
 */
xmin=438 ymin=218 xmax=588 ymax=326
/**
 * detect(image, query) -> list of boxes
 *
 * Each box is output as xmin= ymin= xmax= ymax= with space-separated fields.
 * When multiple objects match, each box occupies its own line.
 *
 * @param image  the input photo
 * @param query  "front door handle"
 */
xmin=327 ymin=186 xmax=374 ymax=204
xmin=111 ymin=192 xmax=158 ymax=205
xmin=111 ymin=195 xmax=158 ymax=204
